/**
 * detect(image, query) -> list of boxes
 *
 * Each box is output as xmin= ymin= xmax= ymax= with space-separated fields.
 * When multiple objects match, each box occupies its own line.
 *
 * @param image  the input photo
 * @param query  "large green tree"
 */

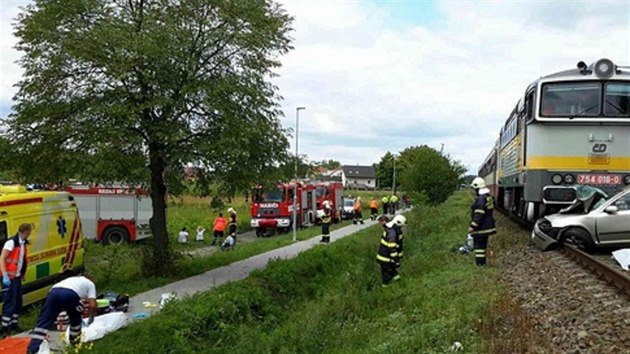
xmin=6 ymin=0 xmax=293 ymax=274
xmin=398 ymin=145 xmax=460 ymax=204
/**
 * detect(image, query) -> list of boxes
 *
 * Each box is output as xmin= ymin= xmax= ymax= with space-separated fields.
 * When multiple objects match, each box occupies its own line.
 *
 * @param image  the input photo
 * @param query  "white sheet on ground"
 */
xmin=65 ymin=312 xmax=129 ymax=343
xmin=36 ymin=339 xmax=51 ymax=354
xmin=612 ymin=248 xmax=630 ymax=271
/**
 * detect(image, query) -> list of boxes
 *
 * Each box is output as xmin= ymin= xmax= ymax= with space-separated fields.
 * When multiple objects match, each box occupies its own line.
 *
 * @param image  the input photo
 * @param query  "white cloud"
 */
xmin=1 ymin=0 xmax=628 ymax=173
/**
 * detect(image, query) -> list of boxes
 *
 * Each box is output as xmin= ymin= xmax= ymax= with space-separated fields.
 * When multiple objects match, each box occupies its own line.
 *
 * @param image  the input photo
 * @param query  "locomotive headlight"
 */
xmin=564 ymin=174 xmax=575 ymax=184
xmin=594 ymin=58 xmax=615 ymax=78
xmin=552 ymin=174 xmax=563 ymax=184
xmin=624 ymin=175 xmax=630 ymax=185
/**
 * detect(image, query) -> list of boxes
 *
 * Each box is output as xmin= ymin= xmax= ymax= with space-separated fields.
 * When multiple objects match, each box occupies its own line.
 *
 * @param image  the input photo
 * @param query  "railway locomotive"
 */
xmin=479 ymin=58 xmax=630 ymax=221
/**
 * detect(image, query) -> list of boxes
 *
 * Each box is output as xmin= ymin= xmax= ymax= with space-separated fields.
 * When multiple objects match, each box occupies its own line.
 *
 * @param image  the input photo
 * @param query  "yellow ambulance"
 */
xmin=0 ymin=185 xmax=85 ymax=309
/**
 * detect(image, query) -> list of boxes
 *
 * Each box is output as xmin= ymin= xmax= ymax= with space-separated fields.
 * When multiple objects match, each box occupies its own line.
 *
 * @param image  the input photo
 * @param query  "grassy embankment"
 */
xmin=82 ymin=191 xmax=539 ymax=353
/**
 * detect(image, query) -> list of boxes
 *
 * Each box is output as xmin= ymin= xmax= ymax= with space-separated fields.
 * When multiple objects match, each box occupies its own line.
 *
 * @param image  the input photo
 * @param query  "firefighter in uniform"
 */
xmin=381 ymin=196 xmax=389 ymax=215
xmin=392 ymin=215 xmax=406 ymax=275
xmin=27 ymin=275 xmax=98 ymax=354
xmin=369 ymin=197 xmax=379 ymax=221
xmin=0 ymin=223 xmax=32 ymax=336
xmin=227 ymin=207 xmax=238 ymax=242
xmin=376 ymin=214 xmax=406 ymax=286
xmin=319 ymin=201 xmax=332 ymax=243
xmin=468 ymin=177 xmax=496 ymax=266
xmin=390 ymin=194 xmax=399 ymax=214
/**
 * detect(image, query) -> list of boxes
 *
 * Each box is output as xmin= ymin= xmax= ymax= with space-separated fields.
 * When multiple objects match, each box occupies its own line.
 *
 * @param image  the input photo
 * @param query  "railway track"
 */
xmin=497 ymin=207 xmax=630 ymax=297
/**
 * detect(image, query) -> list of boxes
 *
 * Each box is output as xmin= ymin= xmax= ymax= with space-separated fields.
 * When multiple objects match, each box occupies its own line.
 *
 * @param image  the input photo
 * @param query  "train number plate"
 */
xmin=577 ymin=174 xmax=622 ymax=185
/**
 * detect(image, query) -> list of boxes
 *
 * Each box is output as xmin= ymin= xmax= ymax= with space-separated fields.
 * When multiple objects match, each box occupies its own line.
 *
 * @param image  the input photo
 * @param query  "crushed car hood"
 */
xmin=558 ymin=185 xmax=608 ymax=214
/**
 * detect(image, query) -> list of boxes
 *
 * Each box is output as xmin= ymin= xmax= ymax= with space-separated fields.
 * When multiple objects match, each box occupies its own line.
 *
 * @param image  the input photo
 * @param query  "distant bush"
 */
xmin=398 ymin=146 xmax=460 ymax=204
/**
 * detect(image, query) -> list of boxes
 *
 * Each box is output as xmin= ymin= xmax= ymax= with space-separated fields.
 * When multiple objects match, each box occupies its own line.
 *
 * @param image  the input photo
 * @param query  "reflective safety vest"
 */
xmin=213 ymin=217 xmax=227 ymax=232
xmin=321 ymin=208 xmax=332 ymax=224
xmin=381 ymin=196 xmax=389 ymax=204
xmin=353 ymin=201 xmax=362 ymax=211
xmin=369 ymin=200 xmax=379 ymax=209
xmin=376 ymin=226 xmax=399 ymax=264
xmin=5 ymin=235 xmax=27 ymax=280
xmin=470 ymin=193 xmax=496 ymax=235
xmin=228 ymin=214 xmax=237 ymax=233
xmin=390 ymin=195 xmax=398 ymax=203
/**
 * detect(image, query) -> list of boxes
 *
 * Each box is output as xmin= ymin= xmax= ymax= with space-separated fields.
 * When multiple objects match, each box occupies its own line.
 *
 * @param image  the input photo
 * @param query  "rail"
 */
xmin=561 ymin=244 xmax=630 ymax=297
xmin=497 ymin=205 xmax=630 ymax=297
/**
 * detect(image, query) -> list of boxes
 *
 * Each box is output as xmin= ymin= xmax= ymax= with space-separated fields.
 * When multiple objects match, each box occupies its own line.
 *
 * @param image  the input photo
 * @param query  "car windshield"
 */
xmin=344 ymin=199 xmax=354 ymax=207
xmin=541 ymin=82 xmax=601 ymax=117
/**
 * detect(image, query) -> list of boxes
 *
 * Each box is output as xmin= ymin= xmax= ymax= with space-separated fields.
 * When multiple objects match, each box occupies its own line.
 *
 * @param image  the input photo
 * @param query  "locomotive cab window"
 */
xmin=604 ymin=82 xmax=630 ymax=117
xmin=541 ymin=82 xmax=601 ymax=117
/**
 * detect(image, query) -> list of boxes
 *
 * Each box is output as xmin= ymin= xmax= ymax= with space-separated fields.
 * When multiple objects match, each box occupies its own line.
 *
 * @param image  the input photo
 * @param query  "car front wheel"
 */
xmin=562 ymin=228 xmax=594 ymax=252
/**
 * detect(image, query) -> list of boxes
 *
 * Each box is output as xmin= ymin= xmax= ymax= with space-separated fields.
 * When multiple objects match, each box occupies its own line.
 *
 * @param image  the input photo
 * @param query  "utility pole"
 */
xmin=392 ymin=155 xmax=396 ymax=195
xmin=293 ymin=107 xmax=306 ymax=242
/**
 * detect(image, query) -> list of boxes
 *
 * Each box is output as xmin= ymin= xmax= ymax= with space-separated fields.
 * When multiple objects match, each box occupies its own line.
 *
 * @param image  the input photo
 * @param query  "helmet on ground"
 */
xmin=392 ymin=214 xmax=407 ymax=227
xmin=227 ymin=207 xmax=236 ymax=214
xmin=470 ymin=177 xmax=486 ymax=189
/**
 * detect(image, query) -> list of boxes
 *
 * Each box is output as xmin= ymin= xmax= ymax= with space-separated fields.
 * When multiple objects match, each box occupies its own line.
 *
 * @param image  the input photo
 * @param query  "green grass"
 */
xmin=82 ymin=191 xmax=514 ymax=354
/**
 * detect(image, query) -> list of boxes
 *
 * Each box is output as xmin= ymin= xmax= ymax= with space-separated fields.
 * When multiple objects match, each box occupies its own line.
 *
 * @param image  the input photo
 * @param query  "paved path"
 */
xmin=128 ymin=218 xmax=380 ymax=318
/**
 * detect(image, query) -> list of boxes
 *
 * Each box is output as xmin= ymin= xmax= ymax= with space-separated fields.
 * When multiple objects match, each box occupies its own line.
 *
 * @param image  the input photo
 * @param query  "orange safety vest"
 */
xmin=5 ymin=236 xmax=27 ymax=280
xmin=353 ymin=201 xmax=362 ymax=211
xmin=369 ymin=200 xmax=379 ymax=209
xmin=213 ymin=217 xmax=227 ymax=232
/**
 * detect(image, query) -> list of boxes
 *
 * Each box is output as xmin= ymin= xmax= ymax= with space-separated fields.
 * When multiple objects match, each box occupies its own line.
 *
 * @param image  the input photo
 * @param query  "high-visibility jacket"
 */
xmin=369 ymin=200 xmax=379 ymax=209
xmin=392 ymin=226 xmax=404 ymax=264
xmin=390 ymin=195 xmax=398 ymax=204
xmin=470 ymin=193 xmax=496 ymax=235
xmin=376 ymin=226 xmax=399 ymax=264
xmin=381 ymin=196 xmax=389 ymax=204
xmin=321 ymin=208 xmax=332 ymax=224
xmin=213 ymin=217 xmax=227 ymax=232
xmin=228 ymin=214 xmax=237 ymax=234
xmin=353 ymin=201 xmax=362 ymax=211
xmin=5 ymin=235 xmax=27 ymax=280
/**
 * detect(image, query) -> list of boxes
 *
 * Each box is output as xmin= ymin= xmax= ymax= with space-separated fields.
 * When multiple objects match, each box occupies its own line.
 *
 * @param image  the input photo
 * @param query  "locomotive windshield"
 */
xmin=604 ymin=82 xmax=630 ymax=116
xmin=541 ymin=81 xmax=630 ymax=118
xmin=541 ymin=82 xmax=601 ymax=117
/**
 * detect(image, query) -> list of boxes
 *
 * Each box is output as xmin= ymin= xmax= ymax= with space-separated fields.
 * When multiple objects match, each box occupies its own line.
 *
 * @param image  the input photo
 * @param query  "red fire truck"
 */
xmin=64 ymin=184 xmax=152 ymax=245
xmin=250 ymin=181 xmax=317 ymax=237
xmin=315 ymin=181 xmax=344 ymax=223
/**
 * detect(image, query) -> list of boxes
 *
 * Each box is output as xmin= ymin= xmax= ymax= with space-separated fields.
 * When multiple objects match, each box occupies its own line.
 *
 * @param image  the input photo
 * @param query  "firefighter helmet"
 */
xmin=470 ymin=177 xmax=486 ymax=189
xmin=392 ymin=214 xmax=407 ymax=227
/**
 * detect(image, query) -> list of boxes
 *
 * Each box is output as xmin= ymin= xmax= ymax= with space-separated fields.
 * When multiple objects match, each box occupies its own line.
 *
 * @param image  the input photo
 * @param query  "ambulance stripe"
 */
xmin=64 ymin=219 xmax=79 ymax=270
xmin=0 ymin=197 xmax=43 ymax=207
xmin=67 ymin=219 xmax=80 ymax=267
xmin=68 ymin=219 xmax=81 ymax=266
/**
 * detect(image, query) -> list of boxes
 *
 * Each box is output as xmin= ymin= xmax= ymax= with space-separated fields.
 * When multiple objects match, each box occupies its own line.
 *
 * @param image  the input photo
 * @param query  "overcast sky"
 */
xmin=1 ymin=0 xmax=629 ymax=173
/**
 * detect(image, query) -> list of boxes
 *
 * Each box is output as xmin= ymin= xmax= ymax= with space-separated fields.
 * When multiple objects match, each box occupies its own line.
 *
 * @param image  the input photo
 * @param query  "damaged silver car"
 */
xmin=532 ymin=185 xmax=630 ymax=252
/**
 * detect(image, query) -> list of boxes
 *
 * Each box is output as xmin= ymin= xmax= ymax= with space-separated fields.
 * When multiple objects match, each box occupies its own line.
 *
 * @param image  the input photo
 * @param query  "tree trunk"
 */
xmin=147 ymin=143 xmax=174 ymax=275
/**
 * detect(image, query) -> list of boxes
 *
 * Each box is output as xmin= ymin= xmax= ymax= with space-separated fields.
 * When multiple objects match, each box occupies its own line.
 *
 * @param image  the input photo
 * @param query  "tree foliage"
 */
xmin=397 ymin=145 xmax=461 ymax=204
xmin=6 ymin=0 xmax=293 ymax=274
xmin=375 ymin=151 xmax=396 ymax=189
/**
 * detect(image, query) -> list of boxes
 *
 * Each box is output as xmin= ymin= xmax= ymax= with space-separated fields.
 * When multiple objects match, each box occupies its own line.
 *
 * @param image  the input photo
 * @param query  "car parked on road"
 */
xmin=532 ymin=185 xmax=630 ymax=252
xmin=340 ymin=197 xmax=355 ymax=220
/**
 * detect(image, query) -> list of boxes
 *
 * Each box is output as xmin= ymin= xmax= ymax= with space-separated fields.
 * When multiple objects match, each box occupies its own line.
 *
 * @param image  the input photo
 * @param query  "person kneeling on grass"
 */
xmin=27 ymin=273 xmax=98 ymax=354
xmin=221 ymin=234 xmax=235 ymax=251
